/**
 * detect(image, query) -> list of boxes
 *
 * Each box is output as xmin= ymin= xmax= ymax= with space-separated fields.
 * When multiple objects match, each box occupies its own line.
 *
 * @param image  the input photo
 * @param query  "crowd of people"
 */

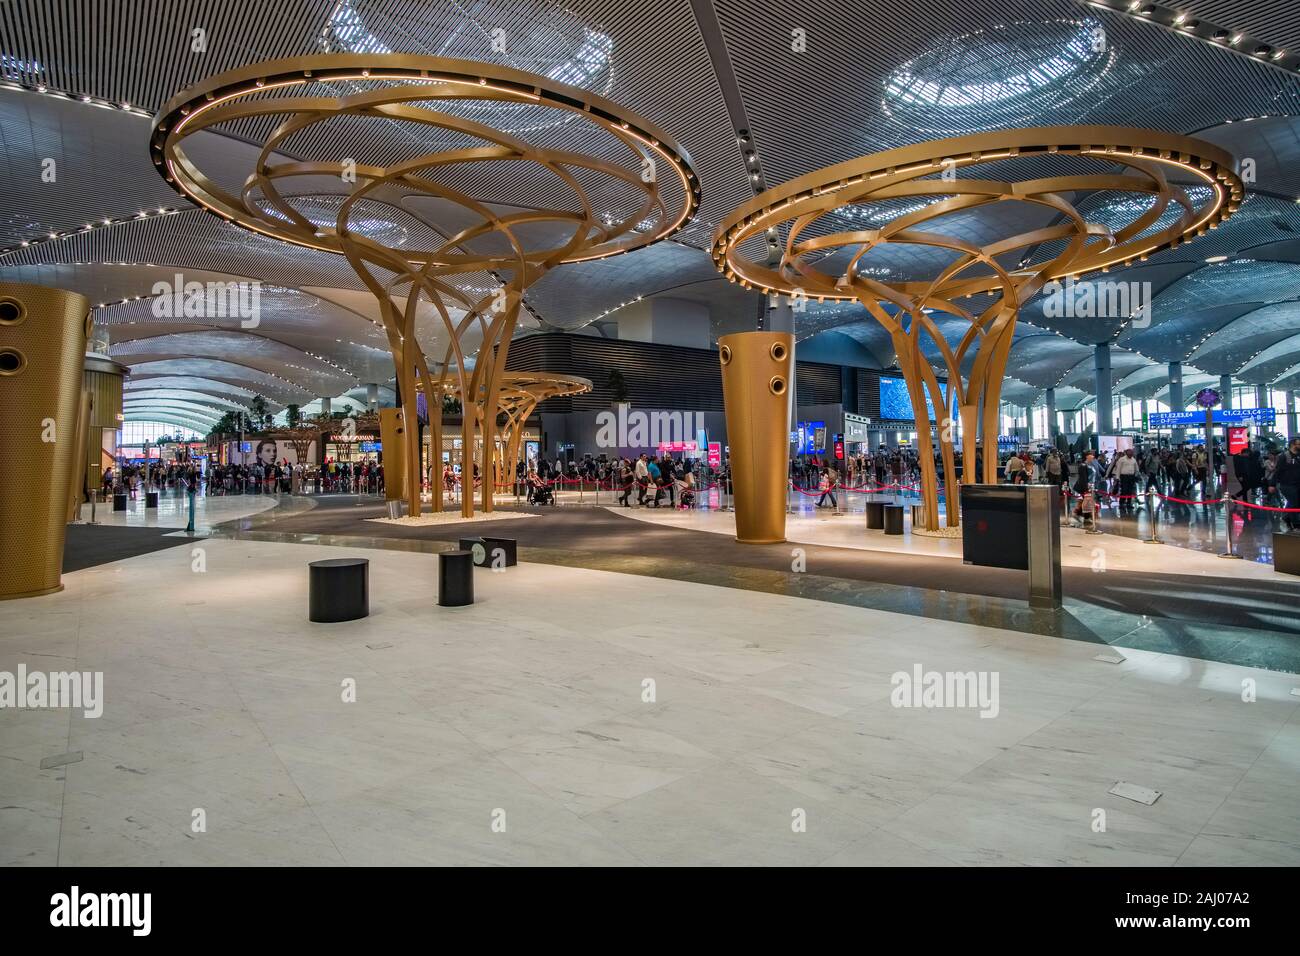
xmin=94 ymin=434 xmax=1300 ymax=533
xmin=100 ymin=458 xmax=384 ymax=498
xmin=521 ymin=452 xmax=704 ymax=509
xmin=787 ymin=437 xmax=1300 ymax=531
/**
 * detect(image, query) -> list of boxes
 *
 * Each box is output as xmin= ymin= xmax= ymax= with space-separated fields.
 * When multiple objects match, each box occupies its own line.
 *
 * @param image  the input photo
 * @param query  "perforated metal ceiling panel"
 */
xmin=3 ymin=0 xmax=1300 ymax=419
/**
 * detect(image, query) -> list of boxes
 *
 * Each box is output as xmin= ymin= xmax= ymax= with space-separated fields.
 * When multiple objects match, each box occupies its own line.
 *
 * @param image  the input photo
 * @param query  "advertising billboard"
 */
xmin=879 ymin=375 xmax=948 ymax=421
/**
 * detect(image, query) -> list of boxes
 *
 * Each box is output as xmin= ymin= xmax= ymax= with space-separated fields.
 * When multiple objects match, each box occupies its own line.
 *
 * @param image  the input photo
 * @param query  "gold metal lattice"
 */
xmin=436 ymin=371 xmax=591 ymax=490
xmin=712 ymin=127 xmax=1242 ymax=530
xmin=152 ymin=54 xmax=697 ymax=517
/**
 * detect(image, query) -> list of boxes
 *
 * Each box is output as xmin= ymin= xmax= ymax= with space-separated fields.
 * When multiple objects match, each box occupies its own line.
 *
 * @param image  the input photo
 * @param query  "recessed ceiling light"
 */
xmin=1204 ymin=255 xmax=1228 ymax=263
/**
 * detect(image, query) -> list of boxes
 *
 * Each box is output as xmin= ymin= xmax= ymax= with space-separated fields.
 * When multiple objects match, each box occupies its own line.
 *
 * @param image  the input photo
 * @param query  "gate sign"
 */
xmin=1148 ymin=407 xmax=1275 ymax=428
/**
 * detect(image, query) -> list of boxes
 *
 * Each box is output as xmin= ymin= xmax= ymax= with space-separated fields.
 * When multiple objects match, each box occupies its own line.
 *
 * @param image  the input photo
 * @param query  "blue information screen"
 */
xmin=1148 ymin=408 xmax=1275 ymax=428
xmin=880 ymin=375 xmax=948 ymax=421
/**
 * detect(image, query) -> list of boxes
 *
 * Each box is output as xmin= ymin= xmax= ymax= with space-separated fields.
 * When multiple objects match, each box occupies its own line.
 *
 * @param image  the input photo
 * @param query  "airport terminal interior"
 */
xmin=2 ymin=0 xmax=1300 ymax=870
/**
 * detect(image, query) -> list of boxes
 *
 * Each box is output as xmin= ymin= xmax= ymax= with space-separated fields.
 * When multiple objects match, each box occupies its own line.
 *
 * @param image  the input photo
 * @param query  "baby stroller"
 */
xmin=529 ymin=480 xmax=555 ymax=506
xmin=678 ymin=484 xmax=696 ymax=509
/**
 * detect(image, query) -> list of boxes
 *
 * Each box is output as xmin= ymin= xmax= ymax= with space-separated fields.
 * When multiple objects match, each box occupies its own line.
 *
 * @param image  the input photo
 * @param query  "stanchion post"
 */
xmin=1144 ymin=488 xmax=1163 ymax=544
xmin=1085 ymin=491 xmax=1102 ymax=535
xmin=1219 ymin=493 xmax=1242 ymax=559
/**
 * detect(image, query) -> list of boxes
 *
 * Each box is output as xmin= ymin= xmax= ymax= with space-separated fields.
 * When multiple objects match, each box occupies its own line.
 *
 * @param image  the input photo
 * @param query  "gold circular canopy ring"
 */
xmin=151 ymin=54 xmax=699 ymax=262
xmin=711 ymin=126 xmax=1242 ymax=303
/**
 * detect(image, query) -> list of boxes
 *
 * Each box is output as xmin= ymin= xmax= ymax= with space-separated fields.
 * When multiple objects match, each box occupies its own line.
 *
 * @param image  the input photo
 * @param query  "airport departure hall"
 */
xmin=2 ymin=0 xmax=1300 ymax=896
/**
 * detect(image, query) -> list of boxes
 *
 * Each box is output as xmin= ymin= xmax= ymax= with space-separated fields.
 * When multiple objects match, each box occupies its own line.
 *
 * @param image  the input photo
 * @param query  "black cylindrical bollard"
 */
xmin=308 ymin=558 xmax=369 ymax=623
xmin=439 ymin=550 xmax=475 ymax=607
xmin=866 ymin=500 xmax=885 ymax=529
xmin=146 ymin=491 xmax=159 ymax=509
xmin=884 ymin=505 xmax=904 ymax=535
xmin=112 ymin=492 xmax=128 ymax=512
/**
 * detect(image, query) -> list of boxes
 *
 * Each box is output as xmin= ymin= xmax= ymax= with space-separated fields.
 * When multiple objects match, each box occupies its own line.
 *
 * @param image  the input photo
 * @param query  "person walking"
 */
xmin=634 ymin=454 xmax=649 ymax=506
xmin=1270 ymin=437 xmax=1300 ymax=532
xmin=815 ymin=468 xmax=838 ymax=509
xmin=1114 ymin=447 xmax=1139 ymax=512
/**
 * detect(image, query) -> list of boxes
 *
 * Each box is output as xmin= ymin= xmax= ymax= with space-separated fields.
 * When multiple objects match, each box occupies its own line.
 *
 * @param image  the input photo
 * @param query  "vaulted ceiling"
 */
xmin=2 ymin=0 xmax=1299 ymax=430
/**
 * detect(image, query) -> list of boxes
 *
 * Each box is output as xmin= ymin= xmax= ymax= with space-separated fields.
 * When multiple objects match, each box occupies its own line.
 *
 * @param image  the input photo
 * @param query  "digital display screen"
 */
xmin=359 ymin=441 xmax=380 ymax=453
xmin=795 ymin=421 xmax=825 ymax=455
xmin=1148 ymin=408 xmax=1275 ymax=428
xmin=879 ymin=375 xmax=947 ymax=421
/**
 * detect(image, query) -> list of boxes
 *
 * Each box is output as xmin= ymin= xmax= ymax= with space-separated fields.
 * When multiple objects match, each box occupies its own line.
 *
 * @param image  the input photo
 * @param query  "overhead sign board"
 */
xmin=1148 ymin=408 xmax=1275 ymax=428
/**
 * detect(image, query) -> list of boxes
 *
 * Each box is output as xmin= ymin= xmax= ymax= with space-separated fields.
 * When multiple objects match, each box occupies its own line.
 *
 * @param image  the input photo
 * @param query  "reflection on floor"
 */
xmin=76 ymin=491 xmax=286 ymax=531
xmin=232 ymin=495 xmax=1300 ymax=673
xmin=4 ymin=539 xmax=1298 ymax=865
xmin=612 ymin=502 xmax=1281 ymax=580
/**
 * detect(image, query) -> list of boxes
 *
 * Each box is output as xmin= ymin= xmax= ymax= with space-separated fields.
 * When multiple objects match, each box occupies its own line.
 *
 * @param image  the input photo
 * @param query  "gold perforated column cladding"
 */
xmin=378 ymin=407 xmax=407 ymax=503
xmin=719 ymin=331 xmax=794 ymax=544
xmin=0 ymin=282 xmax=91 ymax=599
xmin=81 ymin=354 xmax=126 ymax=505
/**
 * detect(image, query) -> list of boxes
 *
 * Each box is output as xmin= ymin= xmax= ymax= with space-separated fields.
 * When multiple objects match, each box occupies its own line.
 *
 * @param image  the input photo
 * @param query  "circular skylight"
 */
xmin=319 ymin=0 xmax=614 ymax=136
xmin=883 ymin=19 xmax=1111 ymax=131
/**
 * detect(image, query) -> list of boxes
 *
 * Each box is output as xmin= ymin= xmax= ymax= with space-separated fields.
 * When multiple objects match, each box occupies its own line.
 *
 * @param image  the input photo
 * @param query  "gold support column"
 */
xmin=82 ymin=353 xmax=127 ymax=505
xmin=379 ymin=407 xmax=407 ymax=505
xmin=0 ymin=282 xmax=91 ymax=600
xmin=719 ymin=331 xmax=793 ymax=544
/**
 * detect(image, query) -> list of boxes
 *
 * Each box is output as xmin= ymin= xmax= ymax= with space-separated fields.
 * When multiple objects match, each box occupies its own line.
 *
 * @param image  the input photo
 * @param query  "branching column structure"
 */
xmin=712 ymin=128 xmax=1241 ymax=530
xmin=152 ymin=54 xmax=697 ymax=518
xmin=438 ymin=372 xmax=591 ymax=491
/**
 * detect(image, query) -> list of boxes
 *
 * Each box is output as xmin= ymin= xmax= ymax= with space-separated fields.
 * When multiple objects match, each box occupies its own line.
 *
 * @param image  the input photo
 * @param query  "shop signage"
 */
xmin=843 ymin=412 xmax=872 ymax=443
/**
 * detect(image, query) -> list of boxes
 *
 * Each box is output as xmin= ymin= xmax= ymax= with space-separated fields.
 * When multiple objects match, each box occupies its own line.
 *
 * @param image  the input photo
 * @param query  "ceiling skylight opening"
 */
xmin=883 ymin=19 xmax=1113 ymax=131
xmin=318 ymin=0 xmax=614 ymax=136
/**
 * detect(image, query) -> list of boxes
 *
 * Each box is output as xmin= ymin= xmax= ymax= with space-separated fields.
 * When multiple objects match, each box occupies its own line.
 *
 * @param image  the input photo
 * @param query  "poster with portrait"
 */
xmin=230 ymin=439 xmax=316 ymax=466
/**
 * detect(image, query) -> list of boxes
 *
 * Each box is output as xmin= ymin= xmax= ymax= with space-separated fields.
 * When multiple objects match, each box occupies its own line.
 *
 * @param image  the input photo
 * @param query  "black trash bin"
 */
xmin=145 ymin=491 xmax=159 ymax=509
xmin=865 ymin=500 xmax=885 ymax=530
xmin=112 ymin=492 xmax=128 ymax=512
xmin=883 ymin=505 xmax=904 ymax=535
xmin=1275 ymin=532 xmax=1300 ymax=576
xmin=439 ymin=550 xmax=475 ymax=607
xmin=308 ymin=558 xmax=369 ymax=623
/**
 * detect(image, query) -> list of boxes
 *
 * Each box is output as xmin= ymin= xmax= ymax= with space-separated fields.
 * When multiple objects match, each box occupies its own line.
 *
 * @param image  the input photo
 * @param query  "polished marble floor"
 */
xmin=3 ymin=537 xmax=1298 ymax=866
xmin=76 ymin=490 xmax=284 ymax=530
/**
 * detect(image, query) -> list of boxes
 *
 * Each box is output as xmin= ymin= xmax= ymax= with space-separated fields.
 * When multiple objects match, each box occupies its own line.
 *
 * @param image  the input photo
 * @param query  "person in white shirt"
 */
xmin=1114 ymin=447 xmax=1139 ymax=511
xmin=633 ymin=454 xmax=649 ymax=506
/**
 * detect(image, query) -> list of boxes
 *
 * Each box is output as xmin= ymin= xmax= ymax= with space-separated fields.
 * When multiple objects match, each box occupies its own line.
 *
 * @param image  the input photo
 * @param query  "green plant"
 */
xmin=606 ymin=368 xmax=630 ymax=404
xmin=249 ymin=395 xmax=271 ymax=431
